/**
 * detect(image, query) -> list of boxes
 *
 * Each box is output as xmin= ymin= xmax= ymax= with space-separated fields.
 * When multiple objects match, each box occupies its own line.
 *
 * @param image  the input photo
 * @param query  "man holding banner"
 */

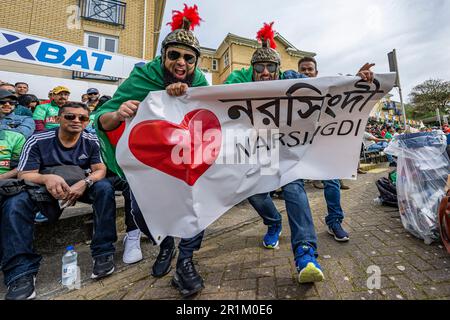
xmin=94 ymin=5 xmax=209 ymax=297
xmin=224 ymin=22 xmax=325 ymax=283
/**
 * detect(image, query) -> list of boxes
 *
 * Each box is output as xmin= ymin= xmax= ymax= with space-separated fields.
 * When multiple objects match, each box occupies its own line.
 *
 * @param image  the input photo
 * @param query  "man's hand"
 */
xmin=64 ymin=180 xmax=87 ymax=206
xmin=114 ymin=100 xmax=140 ymax=122
xmin=43 ymin=174 xmax=70 ymax=200
xmin=166 ymin=82 xmax=188 ymax=96
xmin=356 ymin=63 xmax=375 ymax=83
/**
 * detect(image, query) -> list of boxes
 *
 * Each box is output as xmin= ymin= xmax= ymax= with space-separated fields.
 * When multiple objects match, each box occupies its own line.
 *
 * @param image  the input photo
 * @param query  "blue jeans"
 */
xmin=367 ymin=142 xmax=395 ymax=163
xmin=323 ymin=179 xmax=345 ymax=226
xmin=1 ymin=179 xmax=117 ymax=286
xmin=248 ymin=193 xmax=282 ymax=226
xmin=248 ymin=179 xmax=318 ymax=258
xmin=129 ymin=191 xmax=204 ymax=261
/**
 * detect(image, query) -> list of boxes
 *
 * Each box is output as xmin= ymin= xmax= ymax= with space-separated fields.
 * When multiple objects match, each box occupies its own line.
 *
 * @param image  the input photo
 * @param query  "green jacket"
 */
xmin=94 ymin=56 xmax=209 ymax=178
xmin=0 ymin=130 xmax=26 ymax=174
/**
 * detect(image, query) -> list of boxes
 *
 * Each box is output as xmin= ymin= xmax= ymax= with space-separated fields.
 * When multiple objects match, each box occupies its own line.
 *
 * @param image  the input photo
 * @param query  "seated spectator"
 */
xmin=0 ymin=128 xmax=25 ymax=180
xmin=384 ymin=126 xmax=395 ymax=141
xmin=81 ymin=93 xmax=89 ymax=103
xmin=33 ymin=86 xmax=70 ymax=131
xmin=380 ymin=125 xmax=386 ymax=138
xmin=0 ymin=128 xmax=26 ymax=270
xmin=0 ymin=83 xmax=16 ymax=95
xmin=0 ymin=89 xmax=35 ymax=138
xmin=1 ymin=102 xmax=117 ymax=300
xmin=14 ymin=82 xmax=29 ymax=96
xmin=86 ymin=95 xmax=111 ymax=133
xmin=87 ymin=88 xmax=100 ymax=106
xmin=17 ymin=94 xmax=40 ymax=115
xmin=363 ymin=129 xmax=395 ymax=165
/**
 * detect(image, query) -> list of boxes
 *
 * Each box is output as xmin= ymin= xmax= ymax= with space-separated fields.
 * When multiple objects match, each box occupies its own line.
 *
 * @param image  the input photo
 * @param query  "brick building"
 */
xmin=0 ymin=0 xmax=166 ymax=98
xmin=198 ymin=33 xmax=316 ymax=85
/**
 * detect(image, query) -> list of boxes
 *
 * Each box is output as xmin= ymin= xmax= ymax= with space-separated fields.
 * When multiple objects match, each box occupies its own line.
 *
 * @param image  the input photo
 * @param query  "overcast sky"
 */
xmin=158 ymin=0 xmax=450 ymax=103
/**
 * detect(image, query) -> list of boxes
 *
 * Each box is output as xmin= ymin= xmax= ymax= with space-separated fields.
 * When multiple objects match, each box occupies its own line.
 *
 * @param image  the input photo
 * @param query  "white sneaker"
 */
xmin=122 ymin=229 xmax=143 ymax=264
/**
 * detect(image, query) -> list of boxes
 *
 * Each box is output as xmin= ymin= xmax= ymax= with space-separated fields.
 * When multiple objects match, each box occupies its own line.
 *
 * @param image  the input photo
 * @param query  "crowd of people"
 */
xmin=0 ymin=4 xmax=447 ymax=301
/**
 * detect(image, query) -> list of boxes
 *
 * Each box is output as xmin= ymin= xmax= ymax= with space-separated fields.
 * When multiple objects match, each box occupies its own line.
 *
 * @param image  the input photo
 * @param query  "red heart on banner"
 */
xmin=129 ymin=109 xmax=222 ymax=186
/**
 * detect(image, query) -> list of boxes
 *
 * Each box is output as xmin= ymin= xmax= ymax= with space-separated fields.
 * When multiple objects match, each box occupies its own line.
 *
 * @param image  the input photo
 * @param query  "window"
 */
xmin=212 ymin=59 xmax=218 ymax=71
xmin=223 ymin=51 xmax=229 ymax=68
xmin=84 ymin=32 xmax=118 ymax=53
xmin=80 ymin=0 xmax=126 ymax=27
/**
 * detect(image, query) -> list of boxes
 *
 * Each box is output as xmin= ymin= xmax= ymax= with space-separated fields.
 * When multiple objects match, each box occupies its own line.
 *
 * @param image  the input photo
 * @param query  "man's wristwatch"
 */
xmin=84 ymin=178 xmax=94 ymax=188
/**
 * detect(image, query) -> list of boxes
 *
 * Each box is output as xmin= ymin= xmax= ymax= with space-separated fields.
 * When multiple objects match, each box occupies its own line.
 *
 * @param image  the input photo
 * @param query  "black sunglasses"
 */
xmin=253 ymin=63 xmax=277 ymax=73
xmin=167 ymin=50 xmax=196 ymax=64
xmin=62 ymin=113 xmax=90 ymax=122
xmin=0 ymin=100 xmax=18 ymax=106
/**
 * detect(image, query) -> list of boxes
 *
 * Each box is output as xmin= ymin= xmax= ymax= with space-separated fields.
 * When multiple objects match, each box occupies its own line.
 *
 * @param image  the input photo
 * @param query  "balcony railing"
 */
xmin=79 ymin=0 xmax=126 ymax=27
xmin=72 ymin=71 xmax=120 ymax=82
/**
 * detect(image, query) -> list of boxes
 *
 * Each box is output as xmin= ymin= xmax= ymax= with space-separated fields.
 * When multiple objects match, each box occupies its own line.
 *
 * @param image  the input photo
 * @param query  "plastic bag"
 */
xmin=384 ymin=131 xmax=450 ymax=244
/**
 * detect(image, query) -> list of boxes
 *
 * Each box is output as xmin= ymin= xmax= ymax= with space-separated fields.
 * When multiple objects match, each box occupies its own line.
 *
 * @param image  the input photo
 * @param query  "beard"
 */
xmin=163 ymin=67 xmax=196 ymax=88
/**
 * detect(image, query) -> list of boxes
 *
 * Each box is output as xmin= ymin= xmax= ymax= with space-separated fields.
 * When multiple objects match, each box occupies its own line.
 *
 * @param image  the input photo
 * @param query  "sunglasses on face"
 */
xmin=0 ymin=100 xmax=18 ymax=106
xmin=253 ymin=63 xmax=277 ymax=73
xmin=62 ymin=113 xmax=90 ymax=122
xmin=167 ymin=50 xmax=196 ymax=64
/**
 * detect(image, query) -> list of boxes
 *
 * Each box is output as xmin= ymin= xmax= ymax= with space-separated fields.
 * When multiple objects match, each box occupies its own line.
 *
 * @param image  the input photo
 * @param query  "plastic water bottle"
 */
xmin=62 ymin=246 xmax=78 ymax=288
xmin=373 ymin=197 xmax=383 ymax=206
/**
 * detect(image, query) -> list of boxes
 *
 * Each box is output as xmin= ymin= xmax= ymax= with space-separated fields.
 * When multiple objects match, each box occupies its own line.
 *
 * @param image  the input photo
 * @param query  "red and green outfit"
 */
xmin=33 ymin=100 xmax=61 ymax=131
xmin=0 ymin=130 xmax=26 ymax=174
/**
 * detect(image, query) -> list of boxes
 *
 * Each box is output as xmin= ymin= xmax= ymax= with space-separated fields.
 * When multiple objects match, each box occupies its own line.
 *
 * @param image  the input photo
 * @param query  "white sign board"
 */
xmin=117 ymin=74 xmax=396 ymax=243
xmin=0 ymin=28 xmax=145 ymax=78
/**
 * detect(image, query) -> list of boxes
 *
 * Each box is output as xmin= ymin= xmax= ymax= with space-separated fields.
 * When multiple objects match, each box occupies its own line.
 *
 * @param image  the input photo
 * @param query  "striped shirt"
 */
xmin=18 ymin=128 xmax=102 ymax=172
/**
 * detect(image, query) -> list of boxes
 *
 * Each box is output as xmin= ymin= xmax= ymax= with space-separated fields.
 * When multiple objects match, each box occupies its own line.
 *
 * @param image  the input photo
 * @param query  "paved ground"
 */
xmin=44 ymin=164 xmax=450 ymax=300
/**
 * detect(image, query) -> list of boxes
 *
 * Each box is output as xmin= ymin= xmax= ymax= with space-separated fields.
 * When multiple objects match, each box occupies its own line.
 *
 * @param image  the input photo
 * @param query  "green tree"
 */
xmin=409 ymin=79 xmax=450 ymax=118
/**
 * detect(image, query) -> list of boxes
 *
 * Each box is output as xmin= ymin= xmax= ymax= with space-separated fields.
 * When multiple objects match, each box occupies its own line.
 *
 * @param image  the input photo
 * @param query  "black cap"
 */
xmin=87 ymin=88 xmax=99 ymax=94
xmin=0 ymin=89 xmax=18 ymax=100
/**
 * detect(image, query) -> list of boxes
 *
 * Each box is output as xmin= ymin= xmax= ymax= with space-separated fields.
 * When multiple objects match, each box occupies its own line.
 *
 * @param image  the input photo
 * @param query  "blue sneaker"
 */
xmin=34 ymin=212 xmax=48 ymax=223
xmin=295 ymin=245 xmax=324 ymax=283
xmin=262 ymin=224 xmax=282 ymax=249
xmin=327 ymin=222 xmax=349 ymax=242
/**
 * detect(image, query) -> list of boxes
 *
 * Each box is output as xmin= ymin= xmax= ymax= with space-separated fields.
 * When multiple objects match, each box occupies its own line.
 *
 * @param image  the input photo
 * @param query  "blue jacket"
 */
xmin=282 ymin=70 xmax=309 ymax=79
xmin=0 ymin=112 xmax=35 ymax=138
xmin=13 ymin=104 xmax=33 ymax=117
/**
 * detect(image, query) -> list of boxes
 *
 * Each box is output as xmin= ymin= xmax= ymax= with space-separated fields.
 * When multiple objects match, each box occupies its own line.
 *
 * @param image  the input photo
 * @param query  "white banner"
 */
xmin=117 ymin=74 xmax=396 ymax=243
xmin=0 ymin=28 xmax=145 ymax=78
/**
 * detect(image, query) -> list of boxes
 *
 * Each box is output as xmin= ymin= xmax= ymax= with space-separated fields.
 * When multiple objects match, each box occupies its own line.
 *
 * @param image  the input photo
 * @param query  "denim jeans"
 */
xmin=1 ymin=179 xmax=117 ymax=286
xmin=248 ymin=179 xmax=318 ymax=258
xmin=107 ymin=175 xmax=137 ymax=233
xmin=368 ymin=142 xmax=395 ymax=163
xmin=322 ymin=179 xmax=345 ymax=226
xmin=248 ymin=193 xmax=282 ymax=226
xmin=129 ymin=191 xmax=204 ymax=261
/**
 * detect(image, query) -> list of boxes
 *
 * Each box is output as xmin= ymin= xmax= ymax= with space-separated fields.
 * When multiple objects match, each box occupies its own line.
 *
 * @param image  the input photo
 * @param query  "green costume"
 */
xmin=0 ymin=130 xmax=26 ymax=174
xmin=94 ymin=56 xmax=209 ymax=178
xmin=32 ymin=100 xmax=60 ymax=129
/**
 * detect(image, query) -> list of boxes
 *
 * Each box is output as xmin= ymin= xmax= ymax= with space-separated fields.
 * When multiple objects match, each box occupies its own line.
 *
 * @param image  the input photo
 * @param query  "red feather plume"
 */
xmin=167 ymin=4 xmax=202 ymax=31
xmin=256 ymin=22 xmax=276 ymax=49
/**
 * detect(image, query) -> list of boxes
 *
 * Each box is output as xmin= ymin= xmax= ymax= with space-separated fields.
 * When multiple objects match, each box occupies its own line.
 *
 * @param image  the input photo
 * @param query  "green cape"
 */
xmin=94 ymin=56 xmax=209 ymax=178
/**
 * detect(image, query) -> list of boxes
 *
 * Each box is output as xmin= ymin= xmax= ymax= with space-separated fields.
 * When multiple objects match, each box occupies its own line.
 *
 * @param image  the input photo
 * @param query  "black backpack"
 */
xmin=375 ymin=177 xmax=398 ymax=207
xmin=0 ymin=179 xmax=26 ymax=202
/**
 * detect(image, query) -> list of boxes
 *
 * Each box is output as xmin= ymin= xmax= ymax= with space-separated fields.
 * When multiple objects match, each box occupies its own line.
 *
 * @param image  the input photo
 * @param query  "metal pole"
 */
xmin=436 ymin=108 xmax=442 ymax=127
xmin=398 ymin=86 xmax=407 ymax=128
xmin=388 ymin=49 xmax=407 ymax=128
